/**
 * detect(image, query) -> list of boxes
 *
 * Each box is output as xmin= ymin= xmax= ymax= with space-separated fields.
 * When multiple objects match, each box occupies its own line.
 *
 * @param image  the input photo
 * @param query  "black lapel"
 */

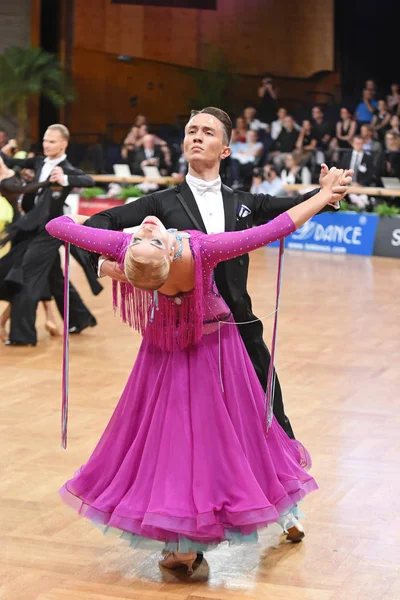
xmin=175 ymin=179 xmax=207 ymax=232
xmin=222 ymin=184 xmax=238 ymax=232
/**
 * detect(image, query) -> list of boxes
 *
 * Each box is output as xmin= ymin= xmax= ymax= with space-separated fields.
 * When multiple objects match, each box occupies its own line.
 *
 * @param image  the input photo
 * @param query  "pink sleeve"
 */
xmin=201 ymin=212 xmax=296 ymax=268
xmin=45 ymin=215 xmax=130 ymax=259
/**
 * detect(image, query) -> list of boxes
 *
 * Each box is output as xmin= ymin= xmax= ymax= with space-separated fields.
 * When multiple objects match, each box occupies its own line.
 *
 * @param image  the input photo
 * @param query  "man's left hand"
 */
xmin=50 ymin=166 xmax=65 ymax=185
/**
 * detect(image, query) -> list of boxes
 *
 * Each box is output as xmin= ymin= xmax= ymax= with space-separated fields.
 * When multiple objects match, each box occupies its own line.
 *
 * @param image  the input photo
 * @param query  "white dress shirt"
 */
xmin=39 ymin=153 xmax=68 ymax=185
xmin=186 ymin=173 xmax=225 ymax=234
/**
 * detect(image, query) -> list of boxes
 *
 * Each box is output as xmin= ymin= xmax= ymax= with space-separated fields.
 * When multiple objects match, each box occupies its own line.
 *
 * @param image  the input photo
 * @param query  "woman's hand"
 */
xmin=319 ymin=163 xmax=353 ymax=202
xmin=99 ymin=257 xmax=128 ymax=282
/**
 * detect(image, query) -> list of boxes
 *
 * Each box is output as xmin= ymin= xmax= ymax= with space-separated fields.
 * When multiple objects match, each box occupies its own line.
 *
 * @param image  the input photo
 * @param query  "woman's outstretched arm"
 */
xmin=46 ymin=215 xmax=131 ymax=261
xmin=201 ymin=167 xmax=350 ymax=268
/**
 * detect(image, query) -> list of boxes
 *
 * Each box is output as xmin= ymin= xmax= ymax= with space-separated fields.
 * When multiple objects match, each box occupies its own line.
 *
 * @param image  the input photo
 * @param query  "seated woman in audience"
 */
xmin=230 ymin=130 xmax=264 ymax=187
xmin=371 ymin=100 xmax=392 ymax=143
xmin=234 ymin=116 xmax=249 ymax=143
xmin=379 ymin=132 xmax=400 ymax=180
xmin=295 ymin=119 xmax=317 ymax=162
xmin=388 ymin=115 xmax=400 ymax=136
xmin=280 ymin=152 xmax=312 ymax=188
xmin=386 ymin=83 xmax=400 ymax=113
xmin=335 ymin=107 xmax=356 ymax=149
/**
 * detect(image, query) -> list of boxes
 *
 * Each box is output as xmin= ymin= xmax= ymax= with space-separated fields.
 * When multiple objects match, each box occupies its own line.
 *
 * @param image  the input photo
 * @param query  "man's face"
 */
xmin=312 ymin=107 xmax=322 ymax=121
xmin=244 ymin=107 xmax=256 ymax=121
xmin=352 ymin=138 xmax=364 ymax=153
xmin=360 ymin=125 xmax=371 ymax=139
xmin=42 ymin=129 xmax=67 ymax=159
xmin=283 ymin=116 xmax=294 ymax=131
xmin=277 ymin=108 xmax=287 ymax=120
xmin=247 ymin=130 xmax=257 ymax=144
xmin=184 ymin=113 xmax=230 ymax=165
xmin=142 ymin=134 xmax=155 ymax=150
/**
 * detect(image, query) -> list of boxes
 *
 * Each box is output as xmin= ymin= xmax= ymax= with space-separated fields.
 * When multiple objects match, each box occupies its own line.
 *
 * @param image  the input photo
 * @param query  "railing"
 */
xmin=88 ymin=174 xmax=400 ymax=197
xmin=282 ymin=183 xmax=400 ymax=197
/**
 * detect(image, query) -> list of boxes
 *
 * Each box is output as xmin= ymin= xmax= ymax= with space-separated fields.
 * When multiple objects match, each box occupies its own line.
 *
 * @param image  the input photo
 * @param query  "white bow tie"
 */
xmin=187 ymin=175 xmax=221 ymax=195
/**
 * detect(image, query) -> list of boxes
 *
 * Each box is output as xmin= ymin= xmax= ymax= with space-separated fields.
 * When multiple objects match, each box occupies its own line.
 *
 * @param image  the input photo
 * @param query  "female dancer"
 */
xmin=46 ymin=167 xmax=346 ymax=574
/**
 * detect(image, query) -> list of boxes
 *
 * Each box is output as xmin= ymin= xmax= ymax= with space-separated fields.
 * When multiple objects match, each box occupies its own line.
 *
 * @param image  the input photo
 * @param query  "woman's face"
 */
xmin=129 ymin=216 xmax=173 ymax=263
xmin=378 ymin=100 xmax=387 ymax=112
xmin=285 ymin=154 xmax=295 ymax=169
xmin=386 ymin=133 xmax=399 ymax=150
xmin=391 ymin=83 xmax=399 ymax=94
xmin=340 ymin=108 xmax=350 ymax=120
xmin=390 ymin=115 xmax=400 ymax=128
xmin=235 ymin=117 xmax=246 ymax=129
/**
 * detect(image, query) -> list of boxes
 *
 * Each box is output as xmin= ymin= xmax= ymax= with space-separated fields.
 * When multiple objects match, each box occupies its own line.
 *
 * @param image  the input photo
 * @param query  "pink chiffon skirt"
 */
xmin=60 ymin=324 xmax=317 ymax=551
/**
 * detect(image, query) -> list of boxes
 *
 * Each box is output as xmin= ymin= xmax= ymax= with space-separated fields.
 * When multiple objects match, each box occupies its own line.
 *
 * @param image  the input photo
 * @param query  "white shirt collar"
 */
xmin=44 ymin=153 xmax=67 ymax=165
xmin=186 ymin=173 xmax=221 ymax=195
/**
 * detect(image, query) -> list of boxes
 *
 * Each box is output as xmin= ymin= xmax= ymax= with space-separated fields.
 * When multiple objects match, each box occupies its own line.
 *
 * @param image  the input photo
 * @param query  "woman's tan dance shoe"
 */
xmin=159 ymin=551 xmax=197 ymax=575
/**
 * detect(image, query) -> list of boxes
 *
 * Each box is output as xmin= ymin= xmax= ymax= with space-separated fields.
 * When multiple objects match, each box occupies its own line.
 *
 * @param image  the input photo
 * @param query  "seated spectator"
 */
xmin=250 ymin=164 xmax=283 ymax=195
xmin=311 ymin=105 xmax=333 ymax=151
xmin=229 ymin=128 xmax=244 ymax=154
xmin=234 ymin=116 xmax=248 ymax=142
xmin=334 ymin=107 xmax=357 ymax=148
xmin=365 ymin=79 xmax=378 ymax=99
xmin=243 ymin=106 xmax=268 ymax=133
xmin=379 ymin=132 xmax=400 ymax=180
xmin=171 ymin=142 xmax=188 ymax=180
xmin=371 ymin=100 xmax=392 ymax=143
xmin=280 ymin=152 xmax=312 ymax=186
xmin=0 ymin=129 xmax=8 ymax=151
xmin=257 ymin=73 xmax=278 ymax=123
xmin=270 ymin=108 xmax=287 ymax=140
xmin=360 ymin=124 xmax=382 ymax=154
xmin=295 ymin=120 xmax=317 ymax=162
xmin=356 ymin=89 xmax=378 ymax=126
xmin=270 ymin=107 xmax=301 ymax=140
xmin=340 ymin=135 xmax=374 ymax=187
xmin=269 ymin=115 xmax=299 ymax=168
xmin=230 ymin=130 xmax=264 ymax=188
xmin=386 ymin=82 xmax=400 ymax=112
xmin=388 ymin=114 xmax=400 ymax=136
xmin=121 ymin=115 xmax=149 ymax=159
xmin=132 ymin=134 xmax=167 ymax=176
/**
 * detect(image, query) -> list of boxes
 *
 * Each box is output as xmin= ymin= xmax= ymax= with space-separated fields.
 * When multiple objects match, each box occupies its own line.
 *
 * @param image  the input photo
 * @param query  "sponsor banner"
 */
xmin=78 ymin=198 xmax=125 ymax=216
xmin=373 ymin=216 xmax=400 ymax=258
xmin=270 ymin=212 xmax=379 ymax=256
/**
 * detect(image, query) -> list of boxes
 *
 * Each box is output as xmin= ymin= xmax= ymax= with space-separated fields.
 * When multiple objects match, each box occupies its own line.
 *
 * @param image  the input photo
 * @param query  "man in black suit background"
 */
xmin=87 ymin=107 xmax=352 ymax=439
xmin=132 ymin=134 xmax=167 ymax=176
xmin=340 ymin=135 xmax=374 ymax=187
xmin=1 ymin=124 xmax=97 ymax=346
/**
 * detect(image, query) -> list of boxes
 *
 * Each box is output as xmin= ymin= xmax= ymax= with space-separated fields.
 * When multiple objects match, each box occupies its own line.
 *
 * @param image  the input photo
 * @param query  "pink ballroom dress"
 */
xmin=45 ymin=213 xmax=317 ymax=552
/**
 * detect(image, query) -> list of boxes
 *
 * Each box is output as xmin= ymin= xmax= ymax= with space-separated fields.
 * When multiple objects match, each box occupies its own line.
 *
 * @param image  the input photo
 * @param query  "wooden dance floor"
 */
xmin=1 ymin=248 xmax=399 ymax=600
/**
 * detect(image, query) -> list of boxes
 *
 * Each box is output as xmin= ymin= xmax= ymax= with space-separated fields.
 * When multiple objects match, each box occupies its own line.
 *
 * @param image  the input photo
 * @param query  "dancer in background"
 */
xmin=0 ymin=125 xmax=98 ymax=345
xmin=46 ymin=166 xmax=350 ymax=575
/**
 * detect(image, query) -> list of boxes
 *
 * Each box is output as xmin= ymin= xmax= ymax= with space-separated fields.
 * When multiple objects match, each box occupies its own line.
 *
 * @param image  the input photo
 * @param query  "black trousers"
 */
xmin=10 ymin=230 xmax=94 ymax=344
xmin=234 ymin=293 xmax=295 ymax=439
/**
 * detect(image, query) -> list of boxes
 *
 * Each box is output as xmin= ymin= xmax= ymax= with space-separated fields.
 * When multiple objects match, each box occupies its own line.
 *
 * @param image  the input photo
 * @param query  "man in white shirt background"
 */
xmin=0 ymin=125 xmax=96 ymax=346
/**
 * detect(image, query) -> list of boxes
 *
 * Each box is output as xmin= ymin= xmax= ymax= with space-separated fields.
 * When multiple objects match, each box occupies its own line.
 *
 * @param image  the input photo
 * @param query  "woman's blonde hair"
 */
xmin=124 ymin=245 xmax=170 ymax=291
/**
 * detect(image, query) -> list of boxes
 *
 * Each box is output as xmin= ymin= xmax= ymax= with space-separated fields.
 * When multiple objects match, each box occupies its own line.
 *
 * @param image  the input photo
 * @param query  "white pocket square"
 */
xmin=237 ymin=204 xmax=251 ymax=218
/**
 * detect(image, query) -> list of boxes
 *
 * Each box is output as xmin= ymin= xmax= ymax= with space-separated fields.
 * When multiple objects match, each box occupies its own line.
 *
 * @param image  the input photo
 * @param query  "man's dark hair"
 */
xmin=266 ymin=165 xmax=279 ymax=177
xmin=189 ymin=107 xmax=232 ymax=144
xmin=353 ymin=135 xmax=363 ymax=142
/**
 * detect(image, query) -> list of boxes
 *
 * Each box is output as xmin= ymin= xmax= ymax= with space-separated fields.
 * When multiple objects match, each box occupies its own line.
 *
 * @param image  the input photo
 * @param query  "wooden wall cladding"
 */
xmin=73 ymin=0 xmax=334 ymax=78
